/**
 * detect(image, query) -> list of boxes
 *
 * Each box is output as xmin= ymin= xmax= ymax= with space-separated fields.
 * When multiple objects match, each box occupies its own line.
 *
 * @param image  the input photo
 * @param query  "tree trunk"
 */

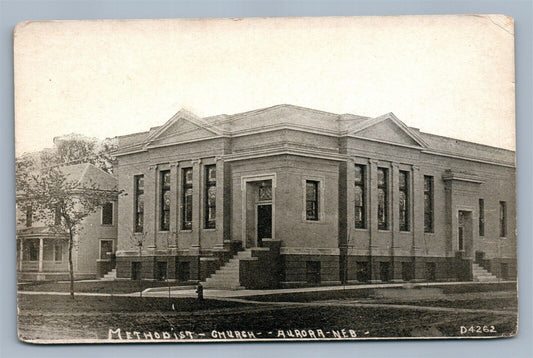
xmin=68 ymin=230 xmax=75 ymax=298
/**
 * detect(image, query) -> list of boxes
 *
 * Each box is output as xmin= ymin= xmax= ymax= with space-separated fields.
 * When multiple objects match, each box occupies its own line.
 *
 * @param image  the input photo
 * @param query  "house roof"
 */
xmin=59 ymin=163 xmax=117 ymax=190
xmin=114 ymin=104 xmax=515 ymax=166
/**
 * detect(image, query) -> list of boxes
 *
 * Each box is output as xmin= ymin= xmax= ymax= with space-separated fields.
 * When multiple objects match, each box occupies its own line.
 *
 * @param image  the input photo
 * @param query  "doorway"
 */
xmin=242 ymin=176 xmax=275 ymax=248
xmin=257 ymin=204 xmax=272 ymax=247
xmin=458 ymin=211 xmax=473 ymax=257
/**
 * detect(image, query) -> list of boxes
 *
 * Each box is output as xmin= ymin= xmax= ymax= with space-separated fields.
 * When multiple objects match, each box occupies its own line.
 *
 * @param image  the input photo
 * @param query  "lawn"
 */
xmin=17 ymin=279 xmax=191 ymax=294
xmin=17 ymin=292 xmax=517 ymax=342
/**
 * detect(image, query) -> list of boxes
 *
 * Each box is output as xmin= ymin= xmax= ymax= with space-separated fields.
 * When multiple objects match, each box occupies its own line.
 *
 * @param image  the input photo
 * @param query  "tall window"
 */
xmin=205 ymin=165 xmax=216 ymax=229
xmin=499 ymin=201 xmax=507 ymax=237
xmin=101 ymin=202 xmax=113 ymax=225
xmin=25 ymin=206 xmax=32 ymax=227
xmin=399 ymin=170 xmax=409 ymax=231
xmin=134 ymin=175 xmax=144 ymax=232
xmin=424 ymin=176 xmax=434 ymax=233
xmin=377 ymin=168 xmax=388 ymax=230
xmin=182 ymin=168 xmax=193 ymax=230
xmin=160 ymin=171 xmax=170 ymax=231
xmin=306 ymin=180 xmax=319 ymax=221
xmin=354 ymin=165 xmax=366 ymax=229
xmin=478 ymin=199 xmax=485 ymax=236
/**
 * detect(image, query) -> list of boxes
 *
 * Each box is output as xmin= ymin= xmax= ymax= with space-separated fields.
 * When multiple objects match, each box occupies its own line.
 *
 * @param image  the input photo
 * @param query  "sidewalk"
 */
xmin=17 ymin=280 xmax=516 ymax=300
xmin=141 ymin=280 xmax=516 ymax=299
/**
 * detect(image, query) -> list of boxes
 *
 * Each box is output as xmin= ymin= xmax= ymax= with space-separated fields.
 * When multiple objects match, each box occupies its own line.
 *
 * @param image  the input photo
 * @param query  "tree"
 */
xmin=16 ymin=165 xmax=117 ymax=297
xmin=124 ymin=229 xmax=148 ymax=298
xmin=39 ymin=134 xmax=117 ymax=174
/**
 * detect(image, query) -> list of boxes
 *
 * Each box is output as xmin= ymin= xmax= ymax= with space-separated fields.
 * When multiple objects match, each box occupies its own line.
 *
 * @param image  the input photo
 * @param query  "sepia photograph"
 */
xmin=14 ymin=15 xmax=517 ymax=343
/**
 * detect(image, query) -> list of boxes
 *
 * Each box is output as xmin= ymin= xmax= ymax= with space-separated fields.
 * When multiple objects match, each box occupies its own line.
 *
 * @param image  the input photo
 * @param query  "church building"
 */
xmin=113 ymin=104 xmax=516 ymax=288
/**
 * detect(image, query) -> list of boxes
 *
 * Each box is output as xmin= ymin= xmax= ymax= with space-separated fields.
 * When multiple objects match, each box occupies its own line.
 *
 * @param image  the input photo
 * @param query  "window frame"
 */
xmin=302 ymin=177 xmax=324 ymax=223
xmin=159 ymin=170 xmax=171 ymax=231
xmin=399 ymin=170 xmax=410 ymax=232
xmin=204 ymin=165 xmax=216 ymax=229
xmin=424 ymin=175 xmax=434 ymax=233
xmin=134 ymin=175 xmax=144 ymax=233
xmin=499 ymin=201 xmax=507 ymax=238
xmin=182 ymin=168 xmax=193 ymax=230
xmin=54 ymin=242 xmax=62 ymax=262
xmin=354 ymin=164 xmax=366 ymax=229
xmin=24 ymin=238 xmax=39 ymax=261
xmin=101 ymin=201 xmax=113 ymax=226
xmin=305 ymin=180 xmax=319 ymax=221
xmin=377 ymin=167 xmax=389 ymax=230
xmin=44 ymin=240 xmax=63 ymax=262
xmin=479 ymin=198 xmax=485 ymax=237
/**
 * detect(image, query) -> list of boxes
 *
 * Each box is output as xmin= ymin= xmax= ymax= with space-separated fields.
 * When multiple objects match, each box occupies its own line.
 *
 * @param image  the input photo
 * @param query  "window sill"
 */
xmin=303 ymin=219 xmax=325 ymax=224
xmin=101 ymin=224 xmax=114 ymax=227
xmin=179 ymin=229 xmax=193 ymax=233
xmin=354 ymin=228 xmax=368 ymax=231
xmin=203 ymin=228 xmax=217 ymax=232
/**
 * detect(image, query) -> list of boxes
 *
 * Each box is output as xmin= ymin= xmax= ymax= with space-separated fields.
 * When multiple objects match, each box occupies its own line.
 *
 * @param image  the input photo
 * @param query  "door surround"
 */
xmin=241 ymin=173 xmax=276 ymax=248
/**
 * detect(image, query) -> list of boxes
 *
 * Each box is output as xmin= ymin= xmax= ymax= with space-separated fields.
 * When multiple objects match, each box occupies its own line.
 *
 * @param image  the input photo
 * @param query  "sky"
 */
xmin=13 ymin=15 xmax=516 ymax=155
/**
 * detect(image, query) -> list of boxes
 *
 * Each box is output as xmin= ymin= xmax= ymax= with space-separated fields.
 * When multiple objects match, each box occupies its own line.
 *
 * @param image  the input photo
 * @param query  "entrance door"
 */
xmin=257 ymin=204 xmax=272 ymax=247
xmin=458 ymin=211 xmax=473 ymax=257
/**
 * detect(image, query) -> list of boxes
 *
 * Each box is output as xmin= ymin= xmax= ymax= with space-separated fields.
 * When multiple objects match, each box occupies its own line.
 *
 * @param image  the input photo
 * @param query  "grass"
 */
xmin=17 ymin=294 xmax=249 ymax=313
xmin=17 ymin=291 xmax=518 ymax=342
xmin=17 ymin=279 xmax=193 ymax=294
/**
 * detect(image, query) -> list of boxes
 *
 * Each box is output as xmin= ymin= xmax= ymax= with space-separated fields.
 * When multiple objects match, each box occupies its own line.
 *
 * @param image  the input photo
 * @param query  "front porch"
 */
xmin=17 ymin=234 xmax=69 ymax=281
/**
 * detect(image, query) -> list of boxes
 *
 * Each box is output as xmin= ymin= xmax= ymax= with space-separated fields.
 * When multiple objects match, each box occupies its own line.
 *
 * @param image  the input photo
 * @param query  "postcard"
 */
xmin=14 ymin=15 xmax=517 ymax=343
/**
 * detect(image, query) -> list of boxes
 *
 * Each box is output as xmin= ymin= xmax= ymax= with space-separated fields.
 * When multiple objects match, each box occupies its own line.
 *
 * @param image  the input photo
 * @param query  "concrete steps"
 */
xmin=472 ymin=263 xmax=498 ymax=282
xmin=202 ymin=249 xmax=253 ymax=289
xmin=100 ymin=268 xmax=117 ymax=281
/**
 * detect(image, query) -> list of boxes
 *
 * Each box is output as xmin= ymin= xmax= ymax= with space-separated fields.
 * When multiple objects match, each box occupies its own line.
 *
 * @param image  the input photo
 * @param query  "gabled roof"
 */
xmin=59 ymin=163 xmax=117 ymax=190
xmin=143 ymin=109 xmax=223 ymax=149
xmin=348 ymin=112 xmax=429 ymax=148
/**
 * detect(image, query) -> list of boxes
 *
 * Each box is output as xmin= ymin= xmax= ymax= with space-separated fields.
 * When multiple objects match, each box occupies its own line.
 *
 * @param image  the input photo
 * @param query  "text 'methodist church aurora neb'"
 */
xmin=113 ymin=104 xmax=516 ymax=288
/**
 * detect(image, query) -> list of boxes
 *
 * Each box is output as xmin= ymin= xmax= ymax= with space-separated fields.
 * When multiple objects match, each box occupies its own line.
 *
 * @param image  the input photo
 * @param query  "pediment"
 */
xmin=350 ymin=114 xmax=427 ymax=148
xmin=145 ymin=109 xmax=221 ymax=148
